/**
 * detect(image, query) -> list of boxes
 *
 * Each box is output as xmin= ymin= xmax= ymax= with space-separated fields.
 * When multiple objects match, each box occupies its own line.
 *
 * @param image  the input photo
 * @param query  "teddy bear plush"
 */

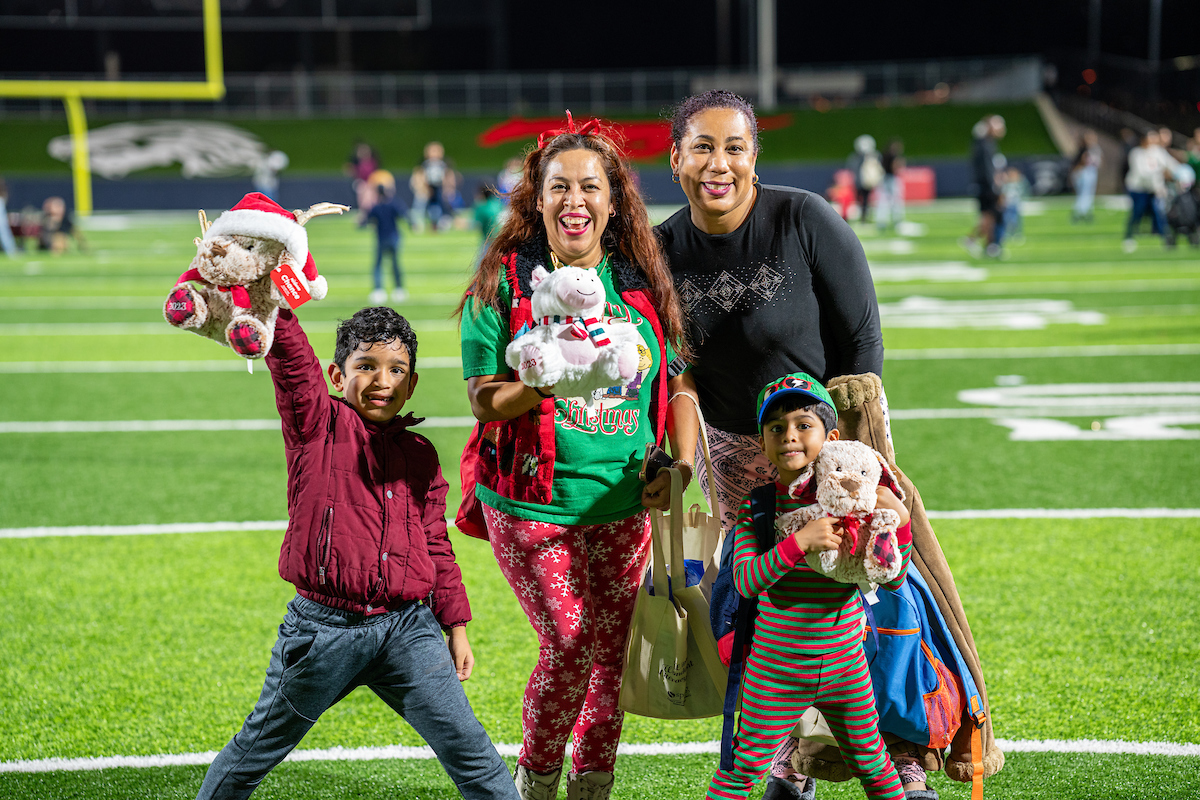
xmin=163 ymin=192 xmax=347 ymax=360
xmin=504 ymin=264 xmax=640 ymax=402
xmin=775 ymin=439 xmax=905 ymax=593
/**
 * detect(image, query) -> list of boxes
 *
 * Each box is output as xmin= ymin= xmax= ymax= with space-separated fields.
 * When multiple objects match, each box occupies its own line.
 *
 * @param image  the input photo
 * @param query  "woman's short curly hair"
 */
xmin=333 ymin=306 xmax=418 ymax=371
xmin=669 ymin=90 xmax=760 ymax=153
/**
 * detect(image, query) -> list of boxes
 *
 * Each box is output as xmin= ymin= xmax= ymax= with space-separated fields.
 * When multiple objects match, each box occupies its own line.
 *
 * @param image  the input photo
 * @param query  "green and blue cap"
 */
xmin=756 ymin=372 xmax=836 ymax=430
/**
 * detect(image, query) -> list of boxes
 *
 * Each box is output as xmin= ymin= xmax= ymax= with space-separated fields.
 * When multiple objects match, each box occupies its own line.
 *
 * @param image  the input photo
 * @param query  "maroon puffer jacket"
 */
xmin=265 ymin=310 xmax=470 ymax=627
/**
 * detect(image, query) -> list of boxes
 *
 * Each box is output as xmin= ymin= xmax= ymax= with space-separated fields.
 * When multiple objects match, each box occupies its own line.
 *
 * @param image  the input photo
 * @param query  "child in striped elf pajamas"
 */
xmin=706 ymin=373 xmax=912 ymax=800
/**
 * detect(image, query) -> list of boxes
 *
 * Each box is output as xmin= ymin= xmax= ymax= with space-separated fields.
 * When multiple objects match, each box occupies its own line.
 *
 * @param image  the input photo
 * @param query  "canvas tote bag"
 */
xmin=619 ymin=458 xmax=727 ymax=719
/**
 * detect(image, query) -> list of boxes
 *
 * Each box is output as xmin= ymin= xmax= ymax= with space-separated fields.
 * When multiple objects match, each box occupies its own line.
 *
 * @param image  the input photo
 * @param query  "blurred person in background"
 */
xmin=409 ymin=161 xmax=430 ymax=232
xmin=421 ymin=141 xmax=454 ymax=231
xmin=1187 ymin=128 xmax=1200 ymax=174
xmin=875 ymin=138 xmax=906 ymax=232
xmin=0 ymin=178 xmax=18 ymax=256
xmin=1070 ymin=130 xmax=1102 ymax=223
xmin=1123 ymin=129 xmax=1172 ymax=251
xmin=346 ymin=140 xmax=381 ymax=212
xmin=38 ymin=196 xmax=85 ymax=254
xmin=997 ymin=166 xmax=1029 ymax=245
xmin=252 ymin=150 xmax=289 ymax=202
xmin=848 ymin=134 xmax=883 ymax=223
xmin=961 ymin=115 xmax=1006 ymax=258
xmin=472 ymin=185 xmax=504 ymax=252
xmin=498 ymin=155 xmax=524 ymax=202
xmin=359 ymin=183 xmax=410 ymax=304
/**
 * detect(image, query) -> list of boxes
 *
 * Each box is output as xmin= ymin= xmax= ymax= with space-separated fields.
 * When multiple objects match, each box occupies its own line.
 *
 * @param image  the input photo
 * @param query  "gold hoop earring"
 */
xmin=672 ymin=172 xmax=681 ymax=184
xmin=752 ymin=174 xmax=760 ymax=185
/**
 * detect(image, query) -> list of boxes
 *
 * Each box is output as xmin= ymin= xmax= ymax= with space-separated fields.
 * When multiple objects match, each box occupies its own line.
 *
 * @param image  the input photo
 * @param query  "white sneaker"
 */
xmin=567 ymin=771 xmax=614 ymax=800
xmin=391 ymin=287 xmax=408 ymax=303
xmin=368 ymin=288 xmax=387 ymax=305
xmin=515 ymin=765 xmax=562 ymax=800
xmin=1122 ymin=238 xmax=1138 ymax=253
xmin=958 ymin=236 xmax=983 ymax=258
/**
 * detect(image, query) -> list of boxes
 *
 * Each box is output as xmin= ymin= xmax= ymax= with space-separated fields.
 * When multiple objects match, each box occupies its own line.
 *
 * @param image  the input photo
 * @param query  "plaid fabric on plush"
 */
xmin=227 ymin=321 xmax=264 ymax=357
xmin=164 ymin=286 xmax=196 ymax=326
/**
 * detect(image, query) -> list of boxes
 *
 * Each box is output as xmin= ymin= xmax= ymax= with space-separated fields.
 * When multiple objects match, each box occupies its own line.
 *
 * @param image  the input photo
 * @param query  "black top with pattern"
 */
xmin=656 ymin=185 xmax=883 ymax=434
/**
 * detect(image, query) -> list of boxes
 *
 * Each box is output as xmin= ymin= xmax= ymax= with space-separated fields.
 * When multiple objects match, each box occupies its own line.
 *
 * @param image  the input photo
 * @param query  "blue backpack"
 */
xmin=862 ymin=567 xmax=987 ymax=749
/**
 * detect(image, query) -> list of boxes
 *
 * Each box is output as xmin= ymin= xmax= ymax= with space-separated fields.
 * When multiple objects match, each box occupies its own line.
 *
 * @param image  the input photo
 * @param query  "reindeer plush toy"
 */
xmin=163 ymin=192 xmax=347 ymax=359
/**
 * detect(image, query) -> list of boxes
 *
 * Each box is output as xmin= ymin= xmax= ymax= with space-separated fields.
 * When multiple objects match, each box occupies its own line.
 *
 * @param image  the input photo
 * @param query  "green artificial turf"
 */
xmin=2 ymin=195 xmax=1198 ymax=798
xmin=2 ymin=752 xmax=1198 ymax=800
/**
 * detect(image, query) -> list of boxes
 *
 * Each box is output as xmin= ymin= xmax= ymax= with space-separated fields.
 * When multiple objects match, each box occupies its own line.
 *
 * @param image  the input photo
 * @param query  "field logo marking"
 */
xmin=869 ymin=261 xmax=988 ymax=283
xmin=880 ymin=297 xmax=1106 ymax=330
xmin=958 ymin=381 xmax=1200 ymax=441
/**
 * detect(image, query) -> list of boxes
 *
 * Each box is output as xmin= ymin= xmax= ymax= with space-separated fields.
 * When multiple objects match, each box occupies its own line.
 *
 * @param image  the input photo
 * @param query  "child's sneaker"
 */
xmin=515 ymin=765 xmax=561 ymax=800
xmin=391 ymin=287 xmax=408 ymax=303
xmin=566 ymin=770 xmax=614 ymax=800
xmin=762 ymin=775 xmax=816 ymax=800
xmin=368 ymin=288 xmax=387 ymax=305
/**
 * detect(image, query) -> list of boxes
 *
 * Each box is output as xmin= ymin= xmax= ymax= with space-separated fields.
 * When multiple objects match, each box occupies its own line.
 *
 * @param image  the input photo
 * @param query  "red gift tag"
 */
xmin=271 ymin=262 xmax=312 ymax=308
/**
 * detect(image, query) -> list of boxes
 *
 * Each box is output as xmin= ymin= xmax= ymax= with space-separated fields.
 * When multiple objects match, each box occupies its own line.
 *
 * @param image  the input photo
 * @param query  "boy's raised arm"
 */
xmin=266 ymin=309 xmax=331 ymax=445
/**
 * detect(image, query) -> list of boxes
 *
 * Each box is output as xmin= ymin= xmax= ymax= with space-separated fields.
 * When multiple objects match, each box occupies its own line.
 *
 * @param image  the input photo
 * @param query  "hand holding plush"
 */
xmin=162 ymin=193 xmax=347 ymax=359
xmin=775 ymin=439 xmax=906 ymax=589
xmin=504 ymin=264 xmax=640 ymax=401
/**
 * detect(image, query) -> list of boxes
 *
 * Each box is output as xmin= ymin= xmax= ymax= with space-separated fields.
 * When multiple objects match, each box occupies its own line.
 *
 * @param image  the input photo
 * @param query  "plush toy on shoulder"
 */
xmin=163 ymin=192 xmax=348 ymax=359
xmin=504 ymin=264 xmax=640 ymax=403
xmin=776 ymin=439 xmax=906 ymax=595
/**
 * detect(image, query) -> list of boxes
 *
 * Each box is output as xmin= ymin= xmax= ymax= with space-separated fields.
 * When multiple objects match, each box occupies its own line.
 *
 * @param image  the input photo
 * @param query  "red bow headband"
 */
xmin=536 ymin=110 xmax=603 ymax=149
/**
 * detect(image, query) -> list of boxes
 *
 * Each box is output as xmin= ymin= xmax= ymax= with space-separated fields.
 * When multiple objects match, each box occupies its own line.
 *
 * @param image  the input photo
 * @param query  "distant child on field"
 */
xmin=706 ymin=373 xmax=912 ymax=800
xmin=472 ymin=185 xmax=504 ymax=249
xmin=998 ymin=166 xmax=1029 ymax=245
xmin=194 ymin=306 xmax=518 ymax=800
xmin=360 ymin=184 xmax=409 ymax=304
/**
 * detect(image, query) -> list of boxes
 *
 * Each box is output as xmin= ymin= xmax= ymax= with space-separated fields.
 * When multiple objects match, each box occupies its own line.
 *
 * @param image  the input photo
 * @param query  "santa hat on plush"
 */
xmin=203 ymin=192 xmax=328 ymax=300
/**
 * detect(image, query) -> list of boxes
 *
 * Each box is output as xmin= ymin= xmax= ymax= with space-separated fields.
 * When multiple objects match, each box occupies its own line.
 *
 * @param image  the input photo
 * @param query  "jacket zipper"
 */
xmin=318 ymin=506 xmax=334 ymax=585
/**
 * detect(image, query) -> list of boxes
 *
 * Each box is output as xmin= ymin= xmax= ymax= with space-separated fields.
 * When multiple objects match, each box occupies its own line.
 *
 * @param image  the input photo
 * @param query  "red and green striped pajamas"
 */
xmin=706 ymin=482 xmax=911 ymax=800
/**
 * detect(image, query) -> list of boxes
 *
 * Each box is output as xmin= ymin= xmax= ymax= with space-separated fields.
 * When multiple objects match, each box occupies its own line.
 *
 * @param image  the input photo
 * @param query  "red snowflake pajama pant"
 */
xmin=482 ymin=504 xmax=651 ymax=774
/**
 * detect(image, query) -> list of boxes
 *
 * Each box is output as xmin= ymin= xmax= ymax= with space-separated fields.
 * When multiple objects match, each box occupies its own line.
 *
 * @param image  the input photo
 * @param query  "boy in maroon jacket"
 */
xmin=197 ymin=306 xmax=518 ymax=800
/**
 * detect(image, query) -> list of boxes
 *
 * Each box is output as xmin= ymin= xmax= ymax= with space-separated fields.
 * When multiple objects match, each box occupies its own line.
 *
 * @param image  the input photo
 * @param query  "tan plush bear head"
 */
xmin=813 ymin=439 xmax=904 ymax=517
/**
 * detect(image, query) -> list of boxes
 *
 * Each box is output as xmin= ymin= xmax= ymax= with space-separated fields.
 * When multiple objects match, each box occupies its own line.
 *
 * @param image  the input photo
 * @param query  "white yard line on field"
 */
xmin=886 ymin=343 xmax=1200 ymax=360
xmin=4 ymin=508 xmax=1198 ymax=539
xmin=0 ymin=357 xmax=463 ymax=372
xmin=0 ymin=319 xmax=460 ymax=335
xmin=1 ymin=738 xmax=1196 ymax=773
xmin=1 ymin=345 xmax=1195 ymax=375
xmin=0 ymin=417 xmax=477 ymax=433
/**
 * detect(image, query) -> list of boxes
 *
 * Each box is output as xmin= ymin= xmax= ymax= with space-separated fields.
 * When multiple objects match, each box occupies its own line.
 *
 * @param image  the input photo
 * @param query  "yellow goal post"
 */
xmin=0 ymin=0 xmax=225 ymax=215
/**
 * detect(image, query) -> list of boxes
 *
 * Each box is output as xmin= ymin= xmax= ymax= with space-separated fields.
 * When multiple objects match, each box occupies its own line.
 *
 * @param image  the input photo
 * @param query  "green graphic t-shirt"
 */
xmin=461 ymin=262 xmax=676 ymax=525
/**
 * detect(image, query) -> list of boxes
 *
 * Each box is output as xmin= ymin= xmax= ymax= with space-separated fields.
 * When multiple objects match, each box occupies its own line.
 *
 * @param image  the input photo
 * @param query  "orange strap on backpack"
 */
xmin=970 ymin=725 xmax=984 ymax=800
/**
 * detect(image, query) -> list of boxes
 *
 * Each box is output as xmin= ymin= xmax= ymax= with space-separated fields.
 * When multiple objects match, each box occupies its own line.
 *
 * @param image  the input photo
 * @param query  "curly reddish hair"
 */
xmin=457 ymin=129 xmax=689 ymax=358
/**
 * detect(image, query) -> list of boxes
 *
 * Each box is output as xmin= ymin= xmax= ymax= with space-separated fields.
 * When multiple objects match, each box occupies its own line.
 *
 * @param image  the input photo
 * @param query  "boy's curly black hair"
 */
xmin=333 ymin=306 xmax=418 ymax=371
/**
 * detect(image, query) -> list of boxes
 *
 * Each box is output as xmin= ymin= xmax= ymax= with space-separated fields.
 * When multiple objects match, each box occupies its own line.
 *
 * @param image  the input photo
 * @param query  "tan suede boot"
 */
xmin=515 ymin=764 xmax=562 ymax=800
xmin=566 ymin=770 xmax=614 ymax=800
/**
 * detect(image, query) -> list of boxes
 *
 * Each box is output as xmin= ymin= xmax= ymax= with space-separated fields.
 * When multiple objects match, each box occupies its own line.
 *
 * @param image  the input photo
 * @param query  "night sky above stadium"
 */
xmin=0 ymin=0 xmax=1198 ymax=76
